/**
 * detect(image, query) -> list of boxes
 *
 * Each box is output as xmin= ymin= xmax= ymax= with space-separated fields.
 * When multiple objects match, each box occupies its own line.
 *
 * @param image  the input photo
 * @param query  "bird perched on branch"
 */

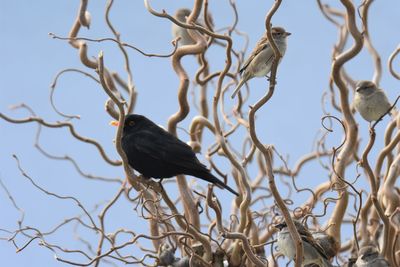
xmin=231 ymin=26 xmax=291 ymax=98
xmin=275 ymin=220 xmax=333 ymax=267
xmin=111 ymin=114 xmax=238 ymax=196
xmin=157 ymin=243 xmax=176 ymax=266
xmin=353 ymin=80 xmax=392 ymax=123
xmin=312 ymin=232 xmax=339 ymax=261
xmin=354 ymin=246 xmax=389 ymax=267
xmin=171 ymin=8 xmax=213 ymax=46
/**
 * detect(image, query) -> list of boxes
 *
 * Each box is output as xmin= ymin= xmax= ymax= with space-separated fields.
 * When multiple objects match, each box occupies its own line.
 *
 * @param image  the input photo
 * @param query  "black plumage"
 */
xmin=120 ymin=114 xmax=239 ymax=196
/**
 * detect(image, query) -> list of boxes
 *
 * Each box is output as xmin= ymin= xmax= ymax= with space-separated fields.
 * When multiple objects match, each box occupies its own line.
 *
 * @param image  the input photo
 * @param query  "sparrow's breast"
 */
xmin=277 ymin=232 xmax=295 ymax=259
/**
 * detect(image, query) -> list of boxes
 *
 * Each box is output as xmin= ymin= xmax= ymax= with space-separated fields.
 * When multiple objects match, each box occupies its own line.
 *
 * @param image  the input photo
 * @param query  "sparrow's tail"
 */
xmin=194 ymin=170 xmax=239 ymax=196
xmin=231 ymin=78 xmax=246 ymax=99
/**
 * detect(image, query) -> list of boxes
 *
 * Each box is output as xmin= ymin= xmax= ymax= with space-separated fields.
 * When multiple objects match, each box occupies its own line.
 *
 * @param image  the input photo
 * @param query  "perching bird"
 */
xmin=354 ymin=246 xmax=389 ymax=267
xmin=275 ymin=220 xmax=333 ymax=267
xmin=114 ymin=114 xmax=239 ymax=196
xmin=353 ymin=80 xmax=392 ymax=122
xmin=158 ymin=243 xmax=176 ymax=266
xmin=231 ymin=27 xmax=291 ymax=98
xmin=171 ymin=8 xmax=213 ymax=46
xmin=312 ymin=232 xmax=338 ymax=260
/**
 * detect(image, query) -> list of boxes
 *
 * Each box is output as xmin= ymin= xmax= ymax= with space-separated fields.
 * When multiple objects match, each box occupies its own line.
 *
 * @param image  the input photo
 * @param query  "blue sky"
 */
xmin=1 ymin=1 xmax=400 ymax=266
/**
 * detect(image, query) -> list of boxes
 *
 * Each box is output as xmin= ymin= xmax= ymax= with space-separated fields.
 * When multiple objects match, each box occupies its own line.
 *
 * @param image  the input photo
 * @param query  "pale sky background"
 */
xmin=1 ymin=1 xmax=400 ymax=266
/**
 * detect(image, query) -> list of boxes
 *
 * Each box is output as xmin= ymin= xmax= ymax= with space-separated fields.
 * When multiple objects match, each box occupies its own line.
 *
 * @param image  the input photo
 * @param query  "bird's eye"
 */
xmin=129 ymin=121 xmax=135 ymax=126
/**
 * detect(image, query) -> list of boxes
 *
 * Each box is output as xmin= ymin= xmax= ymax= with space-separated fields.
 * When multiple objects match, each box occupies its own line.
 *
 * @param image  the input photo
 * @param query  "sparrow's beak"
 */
xmin=356 ymin=87 xmax=361 ymax=92
xmin=285 ymin=32 xmax=291 ymax=36
xmin=109 ymin=120 xmax=119 ymax=126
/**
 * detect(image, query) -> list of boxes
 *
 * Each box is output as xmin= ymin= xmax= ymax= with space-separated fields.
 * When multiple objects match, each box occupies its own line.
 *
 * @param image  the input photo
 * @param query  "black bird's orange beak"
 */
xmin=109 ymin=120 xmax=119 ymax=126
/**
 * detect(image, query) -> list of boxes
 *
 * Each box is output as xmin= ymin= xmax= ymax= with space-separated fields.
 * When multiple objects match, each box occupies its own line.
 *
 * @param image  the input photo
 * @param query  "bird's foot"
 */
xmin=266 ymin=75 xmax=278 ymax=85
xmin=157 ymin=178 xmax=165 ymax=193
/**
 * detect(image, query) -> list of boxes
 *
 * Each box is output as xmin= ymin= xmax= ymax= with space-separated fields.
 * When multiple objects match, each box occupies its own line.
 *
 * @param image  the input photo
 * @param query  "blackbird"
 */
xmin=113 ymin=114 xmax=239 ymax=196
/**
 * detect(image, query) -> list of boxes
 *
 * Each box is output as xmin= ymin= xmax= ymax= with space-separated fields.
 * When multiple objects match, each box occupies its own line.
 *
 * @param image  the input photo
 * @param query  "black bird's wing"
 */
xmin=149 ymin=125 xmax=207 ymax=171
xmin=124 ymin=124 xmax=206 ymax=178
xmin=123 ymin=123 xmax=239 ymax=196
xmin=148 ymin=129 xmax=239 ymax=196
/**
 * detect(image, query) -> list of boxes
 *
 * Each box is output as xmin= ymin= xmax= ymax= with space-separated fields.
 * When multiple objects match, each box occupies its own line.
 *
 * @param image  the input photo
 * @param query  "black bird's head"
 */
xmin=123 ymin=114 xmax=150 ymax=133
xmin=110 ymin=114 xmax=152 ymax=135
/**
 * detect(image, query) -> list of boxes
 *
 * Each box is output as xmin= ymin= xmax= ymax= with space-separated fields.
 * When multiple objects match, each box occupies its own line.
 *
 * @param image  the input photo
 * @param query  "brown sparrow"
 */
xmin=231 ymin=27 xmax=290 ymax=98
xmin=275 ymin=220 xmax=333 ymax=267
xmin=171 ymin=8 xmax=213 ymax=46
xmin=354 ymin=246 xmax=389 ymax=267
xmin=353 ymin=80 xmax=392 ymax=122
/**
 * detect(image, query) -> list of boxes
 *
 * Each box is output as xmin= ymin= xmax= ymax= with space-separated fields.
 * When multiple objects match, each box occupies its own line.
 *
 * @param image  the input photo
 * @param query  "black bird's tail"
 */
xmin=194 ymin=170 xmax=239 ymax=196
